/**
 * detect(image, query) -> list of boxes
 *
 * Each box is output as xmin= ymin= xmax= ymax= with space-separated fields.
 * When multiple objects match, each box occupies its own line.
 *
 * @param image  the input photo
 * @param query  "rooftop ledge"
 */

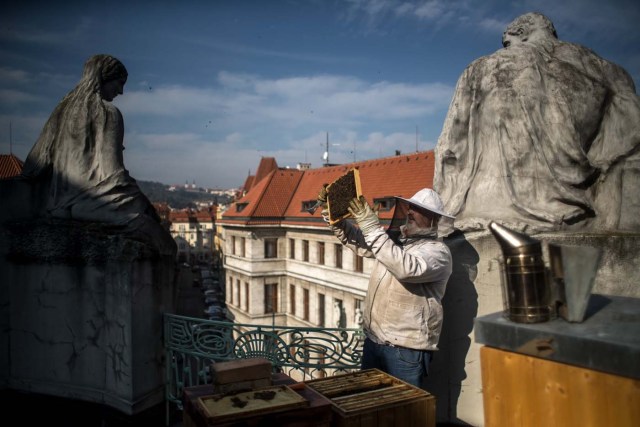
xmin=474 ymin=294 xmax=640 ymax=380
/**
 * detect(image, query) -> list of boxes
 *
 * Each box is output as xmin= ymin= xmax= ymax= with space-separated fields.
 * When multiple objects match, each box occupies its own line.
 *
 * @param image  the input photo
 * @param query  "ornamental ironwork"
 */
xmin=164 ymin=313 xmax=364 ymax=412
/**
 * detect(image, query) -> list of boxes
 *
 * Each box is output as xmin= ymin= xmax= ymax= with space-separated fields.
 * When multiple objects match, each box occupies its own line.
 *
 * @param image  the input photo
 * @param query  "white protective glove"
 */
xmin=348 ymin=196 xmax=380 ymax=235
xmin=317 ymin=184 xmax=328 ymax=204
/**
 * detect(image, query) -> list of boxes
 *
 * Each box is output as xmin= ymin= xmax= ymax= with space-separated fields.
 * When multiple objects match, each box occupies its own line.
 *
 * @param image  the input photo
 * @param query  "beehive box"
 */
xmin=196 ymin=385 xmax=309 ymax=424
xmin=304 ymin=369 xmax=435 ymax=427
xmin=211 ymin=357 xmax=272 ymax=394
xmin=326 ymin=168 xmax=362 ymax=225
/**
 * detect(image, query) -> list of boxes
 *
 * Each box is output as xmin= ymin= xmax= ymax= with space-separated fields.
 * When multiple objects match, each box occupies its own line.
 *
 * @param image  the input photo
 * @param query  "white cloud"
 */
xmin=124 ymin=131 xmax=262 ymax=188
xmin=0 ymin=16 xmax=93 ymax=46
xmin=122 ymin=71 xmax=451 ymax=126
xmin=0 ymin=89 xmax=41 ymax=104
xmin=478 ymin=17 xmax=507 ymax=33
xmin=413 ymin=1 xmax=446 ymax=20
xmin=0 ymin=67 xmax=31 ymax=84
xmin=117 ymin=68 xmax=453 ymax=188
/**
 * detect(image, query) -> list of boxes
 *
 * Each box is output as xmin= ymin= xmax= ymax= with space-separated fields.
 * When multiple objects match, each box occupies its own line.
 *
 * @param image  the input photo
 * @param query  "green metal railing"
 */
xmin=164 ymin=313 xmax=364 ymax=413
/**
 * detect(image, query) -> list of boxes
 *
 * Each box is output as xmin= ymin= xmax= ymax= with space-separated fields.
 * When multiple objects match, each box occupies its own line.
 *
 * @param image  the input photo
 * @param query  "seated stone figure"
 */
xmin=19 ymin=54 xmax=175 ymax=255
xmin=434 ymin=13 xmax=640 ymax=233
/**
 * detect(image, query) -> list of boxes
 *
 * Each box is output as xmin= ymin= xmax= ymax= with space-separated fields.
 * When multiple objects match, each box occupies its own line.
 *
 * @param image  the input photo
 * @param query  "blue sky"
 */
xmin=2 ymin=0 xmax=639 ymax=189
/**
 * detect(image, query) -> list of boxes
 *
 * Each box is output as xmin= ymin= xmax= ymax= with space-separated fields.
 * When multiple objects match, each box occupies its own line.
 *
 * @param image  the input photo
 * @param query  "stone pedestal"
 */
xmin=423 ymin=230 xmax=640 ymax=426
xmin=475 ymin=296 xmax=640 ymax=426
xmin=0 ymin=220 xmax=177 ymax=415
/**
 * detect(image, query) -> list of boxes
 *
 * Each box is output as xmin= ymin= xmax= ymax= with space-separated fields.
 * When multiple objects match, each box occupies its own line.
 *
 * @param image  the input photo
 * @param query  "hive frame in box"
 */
xmin=303 ymin=369 xmax=435 ymax=426
xmin=196 ymin=384 xmax=309 ymax=423
xmin=326 ymin=168 xmax=362 ymax=225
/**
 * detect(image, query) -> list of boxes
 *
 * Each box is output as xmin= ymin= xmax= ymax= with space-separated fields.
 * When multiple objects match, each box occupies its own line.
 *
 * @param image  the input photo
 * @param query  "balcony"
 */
xmin=164 ymin=313 xmax=365 ymax=420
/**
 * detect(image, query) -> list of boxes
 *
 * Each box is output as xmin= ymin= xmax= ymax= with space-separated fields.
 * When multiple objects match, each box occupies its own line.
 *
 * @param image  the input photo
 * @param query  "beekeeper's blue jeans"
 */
xmin=361 ymin=337 xmax=432 ymax=387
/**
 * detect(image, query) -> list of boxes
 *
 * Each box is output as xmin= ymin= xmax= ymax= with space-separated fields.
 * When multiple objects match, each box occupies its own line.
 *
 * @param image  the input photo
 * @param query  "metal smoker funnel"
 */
xmin=489 ymin=222 xmax=551 ymax=323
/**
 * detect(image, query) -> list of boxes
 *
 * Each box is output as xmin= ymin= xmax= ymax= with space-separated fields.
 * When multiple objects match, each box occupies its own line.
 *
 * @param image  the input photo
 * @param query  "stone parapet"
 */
xmin=0 ymin=219 xmax=177 ymax=415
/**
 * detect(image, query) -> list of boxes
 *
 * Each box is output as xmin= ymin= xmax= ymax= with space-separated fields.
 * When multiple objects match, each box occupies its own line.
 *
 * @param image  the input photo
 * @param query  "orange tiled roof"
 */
xmin=168 ymin=210 xmax=193 ymax=222
xmin=221 ymin=168 xmax=303 ymax=225
xmin=195 ymin=210 xmax=215 ymax=222
xmin=284 ymin=151 xmax=435 ymax=223
xmin=254 ymin=157 xmax=278 ymax=184
xmin=221 ymin=151 xmax=435 ymax=227
xmin=240 ymin=157 xmax=279 ymax=195
xmin=242 ymin=175 xmax=255 ymax=194
xmin=0 ymin=154 xmax=24 ymax=179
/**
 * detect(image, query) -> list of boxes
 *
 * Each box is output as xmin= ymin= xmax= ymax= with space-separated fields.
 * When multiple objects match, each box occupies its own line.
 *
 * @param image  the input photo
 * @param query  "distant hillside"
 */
xmin=137 ymin=180 xmax=232 ymax=209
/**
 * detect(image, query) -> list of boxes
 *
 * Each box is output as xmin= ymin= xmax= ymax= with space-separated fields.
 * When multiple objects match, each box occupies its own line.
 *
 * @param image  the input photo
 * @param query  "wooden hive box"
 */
xmin=304 ymin=369 xmax=435 ymax=427
xmin=196 ymin=385 xmax=309 ymax=424
xmin=211 ymin=357 xmax=273 ymax=394
xmin=183 ymin=376 xmax=333 ymax=427
xmin=326 ymin=168 xmax=362 ymax=225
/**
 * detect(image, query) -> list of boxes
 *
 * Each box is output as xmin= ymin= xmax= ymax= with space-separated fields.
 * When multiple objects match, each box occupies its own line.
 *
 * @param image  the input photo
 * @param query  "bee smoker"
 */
xmin=489 ymin=222 xmax=552 ymax=323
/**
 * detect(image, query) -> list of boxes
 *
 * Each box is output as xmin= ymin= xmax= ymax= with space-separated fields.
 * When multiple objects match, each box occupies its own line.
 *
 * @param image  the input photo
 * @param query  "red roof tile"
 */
xmin=195 ymin=210 xmax=215 ymax=222
xmin=254 ymin=157 xmax=278 ymax=184
xmin=221 ymin=151 xmax=435 ymax=228
xmin=284 ymin=151 xmax=435 ymax=222
xmin=222 ymin=168 xmax=303 ymax=224
xmin=0 ymin=154 xmax=24 ymax=179
xmin=242 ymin=175 xmax=255 ymax=194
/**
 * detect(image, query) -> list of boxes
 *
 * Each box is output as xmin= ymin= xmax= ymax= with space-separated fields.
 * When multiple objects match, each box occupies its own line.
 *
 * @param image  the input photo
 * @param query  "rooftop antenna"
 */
xmin=415 ymin=125 xmax=419 ymax=153
xmin=322 ymin=132 xmax=329 ymax=165
xmin=9 ymin=121 xmax=13 ymax=154
xmin=322 ymin=132 xmax=340 ymax=166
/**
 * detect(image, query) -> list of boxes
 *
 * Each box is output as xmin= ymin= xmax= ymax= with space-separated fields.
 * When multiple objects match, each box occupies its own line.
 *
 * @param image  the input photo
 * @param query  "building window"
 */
xmin=303 ymin=288 xmax=310 ymax=321
xmin=265 ymin=283 xmax=278 ymax=314
xmin=290 ymin=284 xmax=296 ymax=316
xmin=235 ymin=279 xmax=240 ymax=306
xmin=265 ymin=238 xmax=278 ymax=259
xmin=240 ymin=237 xmax=246 ymax=257
xmin=289 ymin=239 xmax=295 ymax=259
xmin=236 ymin=203 xmax=248 ymax=212
xmin=354 ymin=254 xmax=363 ymax=273
xmin=335 ymin=244 xmax=342 ymax=269
xmin=318 ymin=293 xmax=325 ymax=327
xmin=244 ymin=282 xmax=249 ymax=311
xmin=317 ymin=242 xmax=325 ymax=265
xmin=303 ymin=240 xmax=309 ymax=262
xmin=231 ymin=236 xmax=236 ymax=255
xmin=301 ymin=200 xmax=316 ymax=212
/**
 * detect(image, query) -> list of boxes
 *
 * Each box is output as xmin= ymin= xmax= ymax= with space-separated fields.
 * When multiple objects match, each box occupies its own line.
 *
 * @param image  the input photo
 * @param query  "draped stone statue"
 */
xmin=19 ymin=54 xmax=175 ymax=254
xmin=354 ymin=307 xmax=363 ymax=328
xmin=434 ymin=13 xmax=640 ymax=233
xmin=0 ymin=55 xmax=176 ymax=415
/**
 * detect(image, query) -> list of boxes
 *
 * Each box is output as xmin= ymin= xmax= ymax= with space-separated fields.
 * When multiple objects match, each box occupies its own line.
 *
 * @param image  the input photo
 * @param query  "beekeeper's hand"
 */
xmin=348 ymin=196 xmax=380 ymax=235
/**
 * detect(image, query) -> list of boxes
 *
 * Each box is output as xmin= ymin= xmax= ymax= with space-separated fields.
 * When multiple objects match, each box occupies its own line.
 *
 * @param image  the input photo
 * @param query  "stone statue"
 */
xmin=354 ymin=307 xmax=363 ymax=327
xmin=434 ymin=13 xmax=640 ymax=233
xmin=19 ymin=54 xmax=175 ymax=254
xmin=334 ymin=300 xmax=342 ymax=328
xmin=0 ymin=55 xmax=176 ymax=414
